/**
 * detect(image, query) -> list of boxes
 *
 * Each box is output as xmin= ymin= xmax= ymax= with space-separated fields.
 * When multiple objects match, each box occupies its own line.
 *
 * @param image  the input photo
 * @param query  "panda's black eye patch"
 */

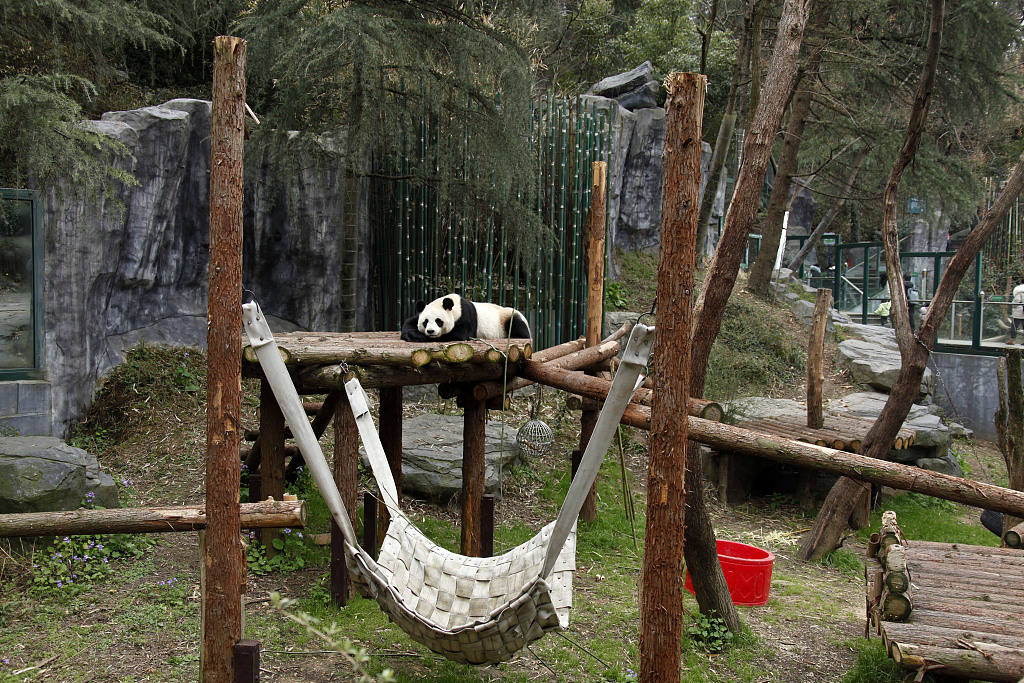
xmin=435 ymin=318 xmax=443 ymax=327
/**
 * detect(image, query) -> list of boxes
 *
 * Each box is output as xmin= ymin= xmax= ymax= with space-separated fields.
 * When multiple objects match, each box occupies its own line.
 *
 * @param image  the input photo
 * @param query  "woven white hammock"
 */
xmin=242 ymin=302 xmax=654 ymax=664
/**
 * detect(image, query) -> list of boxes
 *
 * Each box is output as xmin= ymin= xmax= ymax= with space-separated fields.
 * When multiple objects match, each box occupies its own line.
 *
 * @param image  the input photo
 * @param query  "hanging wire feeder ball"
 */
xmin=517 ymin=419 xmax=554 ymax=458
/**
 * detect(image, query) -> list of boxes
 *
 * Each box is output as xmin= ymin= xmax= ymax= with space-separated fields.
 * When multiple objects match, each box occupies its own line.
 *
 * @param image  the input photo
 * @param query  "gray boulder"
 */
xmin=837 ymin=338 xmax=934 ymax=396
xmin=0 ymin=436 xmax=119 ymax=513
xmin=589 ymin=62 xmax=654 ymax=98
xmin=369 ymin=413 xmax=522 ymax=500
xmin=603 ymin=310 xmax=640 ymax=341
xmin=916 ymin=455 xmax=962 ymax=477
xmin=726 ymin=397 xmax=806 ymax=422
xmin=790 ymin=298 xmax=833 ymax=332
xmin=615 ymin=81 xmax=661 ymax=111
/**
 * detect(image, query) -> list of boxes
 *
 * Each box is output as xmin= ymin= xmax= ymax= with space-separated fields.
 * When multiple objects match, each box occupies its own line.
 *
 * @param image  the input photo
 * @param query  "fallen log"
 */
xmin=0 ymin=500 xmax=306 ymax=537
xmin=891 ymin=642 xmax=1024 ymax=683
xmin=882 ymin=620 xmax=1024 ymax=652
xmin=520 ymin=361 xmax=724 ymax=420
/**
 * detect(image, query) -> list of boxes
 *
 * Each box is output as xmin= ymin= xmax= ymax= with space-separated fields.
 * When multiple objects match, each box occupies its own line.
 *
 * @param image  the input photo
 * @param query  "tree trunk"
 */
xmin=787 ymin=148 xmax=868 ymax=272
xmin=690 ymin=0 xmax=812 ymax=397
xmin=748 ymin=5 xmax=829 ymax=296
xmin=203 ymin=34 xmax=246 ymax=683
xmin=699 ymin=0 xmax=721 ymax=76
xmin=684 ymin=0 xmax=811 ymax=634
xmin=802 ymin=0 xmax=945 ymax=560
xmin=995 ymin=350 xmax=1024 ymax=537
xmin=639 ymin=71 xmax=704 ymax=683
xmin=797 ymin=2 xmax=1024 ymax=562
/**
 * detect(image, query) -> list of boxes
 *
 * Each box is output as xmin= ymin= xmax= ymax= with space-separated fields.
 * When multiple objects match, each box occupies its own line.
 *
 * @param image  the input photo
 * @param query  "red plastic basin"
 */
xmin=685 ymin=540 xmax=774 ymax=606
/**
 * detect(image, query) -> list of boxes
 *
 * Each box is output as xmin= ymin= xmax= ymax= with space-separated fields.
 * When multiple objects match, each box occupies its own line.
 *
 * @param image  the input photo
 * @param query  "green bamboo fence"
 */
xmin=371 ymin=96 xmax=611 ymax=350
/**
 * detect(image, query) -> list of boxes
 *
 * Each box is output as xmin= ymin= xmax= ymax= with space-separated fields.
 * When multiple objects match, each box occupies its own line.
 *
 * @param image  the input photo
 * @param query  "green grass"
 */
xmin=840 ymin=639 xmax=902 ymax=683
xmin=859 ymin=493 xmax=999 ymax=547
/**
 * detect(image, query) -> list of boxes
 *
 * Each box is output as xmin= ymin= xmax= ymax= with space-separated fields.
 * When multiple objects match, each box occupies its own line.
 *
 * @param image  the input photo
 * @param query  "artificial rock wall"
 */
xmin=42 ymin=99 xmax=370 ymax=436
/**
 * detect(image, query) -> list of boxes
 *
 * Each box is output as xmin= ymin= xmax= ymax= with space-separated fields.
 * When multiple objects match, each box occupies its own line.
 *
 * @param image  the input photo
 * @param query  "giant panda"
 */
xmin=400 ymin=293 xmax=531 ymax=342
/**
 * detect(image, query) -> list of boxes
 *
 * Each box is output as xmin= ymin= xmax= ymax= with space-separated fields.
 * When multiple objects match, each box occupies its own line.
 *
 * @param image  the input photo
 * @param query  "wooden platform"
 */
xmin=738 ymin=414 xmax=916 ymax=451
xmin=242 ymin=332 xmax=532 ymax=389
xmin=866 ymin=541 xmax=1024 ymax=682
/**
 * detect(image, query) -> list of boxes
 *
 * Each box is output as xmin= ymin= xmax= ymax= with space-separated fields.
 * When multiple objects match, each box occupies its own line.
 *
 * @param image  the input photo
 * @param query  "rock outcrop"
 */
xmin=0 ymin=436 xmax=119 ymax=513
xmin=365 ymin=413 xmax=522 ymax=500
xmin=42 ymin=99 xmax=371 ymax=435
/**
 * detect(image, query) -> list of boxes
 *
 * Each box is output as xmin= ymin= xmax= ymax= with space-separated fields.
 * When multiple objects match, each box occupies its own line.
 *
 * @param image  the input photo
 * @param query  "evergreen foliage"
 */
xmin=0 ymin=0 xmax=175 ymax=191
xmin=237 ymin=1 xmax=559 ymax=246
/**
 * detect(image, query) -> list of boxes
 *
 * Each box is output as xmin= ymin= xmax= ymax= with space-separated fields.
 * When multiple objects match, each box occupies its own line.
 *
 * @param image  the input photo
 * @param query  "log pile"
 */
xmin=738 ymin=414 xmax=915 ymax=451
xmin=865 ymin=514 xmax=1024 ymax=682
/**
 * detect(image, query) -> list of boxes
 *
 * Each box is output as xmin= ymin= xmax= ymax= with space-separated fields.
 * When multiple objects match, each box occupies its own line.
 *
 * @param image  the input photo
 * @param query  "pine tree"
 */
xmin=0 ymin=0 xmax=175 ymax=191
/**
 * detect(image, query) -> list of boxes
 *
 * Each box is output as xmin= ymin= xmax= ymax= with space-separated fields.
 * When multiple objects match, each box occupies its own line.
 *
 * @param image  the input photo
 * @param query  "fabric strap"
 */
xmin=539 ymin=323 xmax=655 ymax=577
xmin=241 ymin=302 xmax=360 ymax=549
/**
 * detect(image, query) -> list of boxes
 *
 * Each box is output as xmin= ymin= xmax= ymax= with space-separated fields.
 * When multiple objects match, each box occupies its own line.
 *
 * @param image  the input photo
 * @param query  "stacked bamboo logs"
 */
xmin=865 ymin=515 xmax=1024 ymax=682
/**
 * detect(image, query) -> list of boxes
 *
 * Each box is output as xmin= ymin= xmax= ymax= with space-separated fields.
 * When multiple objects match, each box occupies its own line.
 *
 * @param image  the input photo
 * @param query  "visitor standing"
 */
xmin=1011 ymin=277 xmax=1024 ymax=344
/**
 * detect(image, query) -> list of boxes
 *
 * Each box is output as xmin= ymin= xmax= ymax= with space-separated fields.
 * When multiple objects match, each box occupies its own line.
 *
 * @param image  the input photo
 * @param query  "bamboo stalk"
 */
xmin=0 ymin=500 xmax=306 ymax=537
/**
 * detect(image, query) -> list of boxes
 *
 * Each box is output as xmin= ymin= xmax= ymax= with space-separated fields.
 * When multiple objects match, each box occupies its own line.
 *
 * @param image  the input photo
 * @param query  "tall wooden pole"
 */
xmin=639 ymin=71 xmax=705 ymax=683
xmin=203 ymin=35 xmax=246 ymax=682
xmin=806 ymin=288 xmax=832 ymax=429
xmin=461 ymin=390 xmax=486 ymax=556
xmin=578 ymin=162 xmax=608 ymax=523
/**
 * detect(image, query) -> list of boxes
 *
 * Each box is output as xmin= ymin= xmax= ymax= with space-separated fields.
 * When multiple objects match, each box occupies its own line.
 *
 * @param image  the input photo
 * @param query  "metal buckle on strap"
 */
xmin=621 ymin=323 xmax=655 ymax=366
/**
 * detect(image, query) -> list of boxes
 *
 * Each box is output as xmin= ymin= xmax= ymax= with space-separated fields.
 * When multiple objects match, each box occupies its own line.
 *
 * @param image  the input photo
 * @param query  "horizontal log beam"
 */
xmin=892 ymin=642 xmax=1024 ymax=682
xmin=593 ymin=401 xmax=1024 ymax=518
xmin=298 ymin=359 xmax=517 ymax=390
xmin=0 ymin=500 xmax=306 ymax=538
xmin=519 ymin=359 xmax=723 ymax=420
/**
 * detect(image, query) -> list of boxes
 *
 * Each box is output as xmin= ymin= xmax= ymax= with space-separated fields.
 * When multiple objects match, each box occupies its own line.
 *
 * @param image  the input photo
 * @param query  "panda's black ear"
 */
xmin=442 ymin=297 xmax=455 ymax=311
xmin=415 ymin=300 xmax=425 ymax=313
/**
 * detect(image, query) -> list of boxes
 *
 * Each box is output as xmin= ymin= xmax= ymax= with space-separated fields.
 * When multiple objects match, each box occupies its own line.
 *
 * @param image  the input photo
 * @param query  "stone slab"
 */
xmin=18 ymin=381 xmax=51 ymax=415
xmin=0 ymin=436 xmax=119 ymax=512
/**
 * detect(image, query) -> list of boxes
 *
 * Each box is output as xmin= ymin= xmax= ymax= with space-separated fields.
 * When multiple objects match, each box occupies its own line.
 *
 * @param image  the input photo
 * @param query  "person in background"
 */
xmin=874 ymin=299 xmax=892 ymax=327
xmin=905 ymin=276 xmax=920 ymax=331
xmin=1010 ymin=277 xmax=1024 ymax=344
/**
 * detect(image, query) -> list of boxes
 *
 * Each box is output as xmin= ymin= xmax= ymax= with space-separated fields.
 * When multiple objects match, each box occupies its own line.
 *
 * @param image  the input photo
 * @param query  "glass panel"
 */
xmin=0 ymin=198 xmax=34 ymax=369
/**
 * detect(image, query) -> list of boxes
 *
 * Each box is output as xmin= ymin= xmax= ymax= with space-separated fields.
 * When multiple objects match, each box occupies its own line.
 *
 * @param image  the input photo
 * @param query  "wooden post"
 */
xmin=331 ymin=391 xmax=358 ymax=606
xmin=377 ymin=387 xmax=403 ymax=543
xmin=232 ymin=640 xmax=259 ymax=683
xmin=807 ymin=288 xmax=832 ymax=429
xmin=258 ymin=379 xmax=285 ymax=554
xmin=362 ymin=492 xmax=378 ymax=558
xmin=203 ymin=34 xmax=246 ymax=683
xmin=481 ymin=494 xmax=495 ymax=558
xmin=461 ymin=389 xmax=486 ymax=556
xmin=639 ymin=71 xmax=704 ymax=683
xmin=578 ymin=161 xmax=608 ymax=524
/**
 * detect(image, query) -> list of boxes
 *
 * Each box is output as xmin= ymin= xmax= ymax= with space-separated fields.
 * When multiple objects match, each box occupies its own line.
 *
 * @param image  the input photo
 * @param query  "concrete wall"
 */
xmin=930 ymin=351 xmax=1023 ymax=441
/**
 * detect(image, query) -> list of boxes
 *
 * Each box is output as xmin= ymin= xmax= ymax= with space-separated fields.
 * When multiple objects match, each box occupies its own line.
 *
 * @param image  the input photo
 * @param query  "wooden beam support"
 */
xmin=377 ymin=387 xmax=403 ymax=545
xmin=331 ymin=390 xmax=358 ymax=607
xmin=460 ymin=389 xmax=486 ymax=556
xmin=204 ymin=34 xmax=246 ymax=683
xmin=807 ymin=288 xmax=832 ymax=429
xmin=258 ymin=379 xmax=286 ymax=554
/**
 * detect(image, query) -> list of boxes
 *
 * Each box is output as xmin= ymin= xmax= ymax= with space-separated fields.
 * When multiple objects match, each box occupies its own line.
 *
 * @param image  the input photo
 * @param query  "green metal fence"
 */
xmin=370 ymin=96 xmax=611 ymax=349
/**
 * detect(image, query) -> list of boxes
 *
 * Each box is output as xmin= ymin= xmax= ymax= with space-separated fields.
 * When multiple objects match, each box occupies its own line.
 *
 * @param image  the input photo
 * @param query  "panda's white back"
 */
xmin=473 ymin=302 xmax=516 ymax=338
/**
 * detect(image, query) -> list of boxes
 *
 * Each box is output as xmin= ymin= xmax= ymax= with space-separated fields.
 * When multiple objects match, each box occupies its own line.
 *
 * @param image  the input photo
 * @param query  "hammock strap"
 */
xmin=539 ymin=323 xmax=655 ymax=578
xmin=241 ymin=302 xmax=360 ymax=549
